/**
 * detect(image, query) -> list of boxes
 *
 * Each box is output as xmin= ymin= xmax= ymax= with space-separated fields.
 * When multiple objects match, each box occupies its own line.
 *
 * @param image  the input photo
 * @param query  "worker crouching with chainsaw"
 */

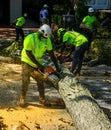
xmin=57 ymin=28 xmax=89 ymax=76
xmin=20 ymin=24 xmax=61 ymax=107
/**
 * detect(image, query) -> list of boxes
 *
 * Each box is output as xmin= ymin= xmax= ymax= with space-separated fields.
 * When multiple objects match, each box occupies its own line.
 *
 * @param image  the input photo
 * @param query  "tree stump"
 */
xmin=58 ymin=69 xmax=111 ymax=130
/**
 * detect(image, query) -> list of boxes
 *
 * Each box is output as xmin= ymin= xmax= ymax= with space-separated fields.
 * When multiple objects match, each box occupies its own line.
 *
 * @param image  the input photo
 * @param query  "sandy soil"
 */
xmin=0 ymin=28 xmax=77 ymax=130
xmin=0 ymin=62 xmax=76 ymax=130
xmin=1 ymin=55 xmax=111 ymax=130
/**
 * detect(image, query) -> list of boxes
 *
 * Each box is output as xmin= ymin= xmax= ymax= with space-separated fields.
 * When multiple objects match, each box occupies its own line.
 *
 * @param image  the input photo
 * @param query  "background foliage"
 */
xmin=1 ymin=0 xmax=111 ymax=66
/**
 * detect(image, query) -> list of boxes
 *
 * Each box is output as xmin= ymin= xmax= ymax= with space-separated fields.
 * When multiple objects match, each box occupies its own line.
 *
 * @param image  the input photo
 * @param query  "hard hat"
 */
xmin=39 ymin=24 xmax=52 ymax=38
xmin=23 ymin=13 xmax=28 ymax=18
xmin=43 ymin=4 xmax=48 ymax=8
xmin=57 ymin=28 xmax=65 ymax=37
xmin=88 ymin=7 xmax=94 ymax=13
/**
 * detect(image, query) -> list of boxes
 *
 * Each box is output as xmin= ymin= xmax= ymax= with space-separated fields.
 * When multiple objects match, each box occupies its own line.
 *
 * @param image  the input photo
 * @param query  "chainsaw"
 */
xmin=38 ymin=66 xmax=60 ymax=89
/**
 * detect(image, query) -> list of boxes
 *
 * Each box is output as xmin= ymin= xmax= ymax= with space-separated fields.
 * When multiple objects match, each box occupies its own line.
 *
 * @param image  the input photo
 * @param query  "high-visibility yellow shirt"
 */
xmin=63 ymin=31 xmax=88 ymax=47
xmin=16 ymin=17 xmax=26 ymax=27
xmin=21 ymin=32 xmax=53 ymax=68
xmin=82 ymin=15 xmax=97 ymax=30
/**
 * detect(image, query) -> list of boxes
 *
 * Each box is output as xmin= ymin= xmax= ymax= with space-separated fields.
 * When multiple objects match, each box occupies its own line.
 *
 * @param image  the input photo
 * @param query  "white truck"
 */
xmin=87 ymin=0 xmax=111 ymax=10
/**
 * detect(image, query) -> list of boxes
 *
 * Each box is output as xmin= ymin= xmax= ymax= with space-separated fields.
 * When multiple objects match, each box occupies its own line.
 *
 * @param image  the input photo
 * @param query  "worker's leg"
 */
xmin=15 ymin=28 xmax=20 ymax=41
xmin=32 ymin=70 xmax=57 ymax=104
xmin=31 ymin=70 xmax=48 ymax=103
xmin=20 ymin=62 xmax=31 ymax=106
xmin=19 ymin=29 xmax=24 ymax=46
xmin=70 ymin=46 xmax=80 ymax=73
xmin=75 ymin=42 xmax=89 ymax=75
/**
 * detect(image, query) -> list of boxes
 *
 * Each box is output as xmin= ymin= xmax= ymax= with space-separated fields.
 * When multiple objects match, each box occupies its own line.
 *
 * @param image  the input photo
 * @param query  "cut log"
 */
xmin=58 ymin=69 xmax=111 ymax=130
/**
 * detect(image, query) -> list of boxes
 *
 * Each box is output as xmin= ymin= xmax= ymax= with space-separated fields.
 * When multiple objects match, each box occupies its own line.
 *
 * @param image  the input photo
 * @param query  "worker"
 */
xmin=57 ymin=28 xmax=88 ymax=76
xmin=12 ymin=13 xmax=28 ymax=46
xmin=80 ymin=7 xmax=98 ymax=49
xmin=39 ymin=4 xmax=49 ymax=25
xmin=20 ymin=24 xmax=61 ymax=107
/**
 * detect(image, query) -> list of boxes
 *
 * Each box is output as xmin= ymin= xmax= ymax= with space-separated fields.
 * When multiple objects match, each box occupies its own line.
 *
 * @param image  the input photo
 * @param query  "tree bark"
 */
xmin=58 ymin=69 xmax=111 ymax=130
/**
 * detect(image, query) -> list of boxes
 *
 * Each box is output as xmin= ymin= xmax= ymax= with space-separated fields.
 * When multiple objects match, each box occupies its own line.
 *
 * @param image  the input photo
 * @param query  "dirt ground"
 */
xmin=0 ymin=28 xmax=111 ymax=130
xmin=0 ymin=61 xmax=76 ymax=130
xmin=0 ymin=28 xmax=76 ymax=130
xmin=0 ymin=60 xmax=111 ymax=130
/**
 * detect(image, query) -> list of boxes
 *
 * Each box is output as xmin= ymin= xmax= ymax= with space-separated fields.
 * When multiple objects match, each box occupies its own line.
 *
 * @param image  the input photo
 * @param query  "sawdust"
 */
xmin=0 ymin=62 xmax=75 ymax=130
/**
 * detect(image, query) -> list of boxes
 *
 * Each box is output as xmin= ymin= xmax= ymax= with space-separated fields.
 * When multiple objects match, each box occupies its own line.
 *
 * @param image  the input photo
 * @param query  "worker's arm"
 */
xmin=56 ymin=41 xmax=66 ymax=60
xmin=80 ymin=21 xmax=91 ymax=30
xmin=57 ymin=41 xmax=66 ymax=57
xmin=66 ymin=45 xmax=75 ymax=57
xmin=80 ymin=22 xmax=85 ymax=28
xmin=26 ymin=50 xmax=44 ymax=72
xmin=58 ymin=41 xmax=74 ymax=58
xmin=11 ymin=19 xmax=18 ymax=27
xmin=47 ymin=50 xmax=61 ymax=72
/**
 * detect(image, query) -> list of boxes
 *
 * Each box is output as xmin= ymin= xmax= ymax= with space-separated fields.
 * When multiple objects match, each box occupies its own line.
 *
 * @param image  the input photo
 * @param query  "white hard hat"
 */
xmin=39 ymin=24 xmax=52 ymax=38
xmin=88 ymin=7 xmax=94 ymax=13
xmin=23 ymin=13 xmax=28 ymax=18
xmin=43 ymin=4 xmax=48 ymax=8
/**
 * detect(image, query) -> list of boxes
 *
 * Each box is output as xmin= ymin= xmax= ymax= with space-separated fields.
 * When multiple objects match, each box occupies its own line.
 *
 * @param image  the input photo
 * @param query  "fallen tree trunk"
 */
xmin=58 ymin=69 xmax=111 ymax=130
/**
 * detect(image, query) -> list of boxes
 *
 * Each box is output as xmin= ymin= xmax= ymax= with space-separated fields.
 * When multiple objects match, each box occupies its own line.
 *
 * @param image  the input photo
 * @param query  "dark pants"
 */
xmin=70 ymin=42 xmax=89 ymax=73
xmin=85 ymin=31 xmax=93 ymax=50
xmin=80 ymin=28 xmax=93 ymax=50
xmin=15 ymin=27 xmax=24 ymax=45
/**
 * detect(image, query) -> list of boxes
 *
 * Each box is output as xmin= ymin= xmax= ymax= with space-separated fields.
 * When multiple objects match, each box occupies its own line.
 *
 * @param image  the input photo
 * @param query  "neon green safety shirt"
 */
xmin=63 ymin=31 xmax=88 ymax=47
xmin=21 ymin=32 xmax=53 ymax=68
xmin=82 ymin=15 xmax=97 ymax=31
xmin=16 ymin=17 xmax=26 ymax=28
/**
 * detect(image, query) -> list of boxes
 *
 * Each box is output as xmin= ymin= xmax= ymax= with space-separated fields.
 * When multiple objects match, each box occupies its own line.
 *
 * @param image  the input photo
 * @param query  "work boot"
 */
xmin=19 ymin=96 xmax=26 ymax=107
xmin=39 ymin=97 xmax=51 ymax=107
xmin=39 ymin=97 xmax=46 ymax=104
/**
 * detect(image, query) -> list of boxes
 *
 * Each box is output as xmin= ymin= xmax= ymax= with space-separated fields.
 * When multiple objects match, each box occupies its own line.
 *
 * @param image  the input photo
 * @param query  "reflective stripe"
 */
xmin=69 ymin=31 xmax=87 ymax=46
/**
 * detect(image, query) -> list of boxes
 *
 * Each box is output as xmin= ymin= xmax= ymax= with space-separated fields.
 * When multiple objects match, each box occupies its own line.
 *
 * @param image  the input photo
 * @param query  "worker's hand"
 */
xmin=57 ymin=54 xmax=68 ymax=59
xmin=64 ymin=54 xmax=71 ymax=58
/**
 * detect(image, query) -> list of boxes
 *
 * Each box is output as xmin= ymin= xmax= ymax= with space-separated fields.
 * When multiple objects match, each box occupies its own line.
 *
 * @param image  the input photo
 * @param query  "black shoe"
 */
xmin=39 ymin=98 xmax=51 ymax=107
